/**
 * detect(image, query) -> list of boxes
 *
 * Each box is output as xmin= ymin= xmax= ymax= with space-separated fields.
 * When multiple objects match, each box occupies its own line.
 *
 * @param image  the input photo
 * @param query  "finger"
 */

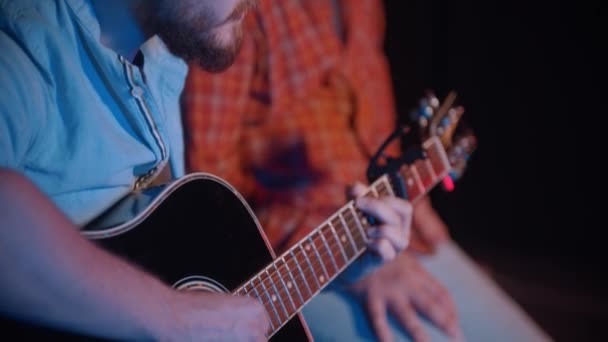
xmin=382 ymin=196 xmax=414 ymax=225
xmin=367 ymin=295 xmax=393 ymax=342
xmin=367 ymin=238 xmax=397 ymax=261
xmin=389 ymin=299 xmax=429 ymax=342
xmin=411 ymin=278 xmax=461 ymax=339
xmin=368 ymin=224 xmax=409 ymax=252
xmin=356 ymin=197 xmax=401 ymax=226
xmin=426 ymin=279 xmax=462 ymax=339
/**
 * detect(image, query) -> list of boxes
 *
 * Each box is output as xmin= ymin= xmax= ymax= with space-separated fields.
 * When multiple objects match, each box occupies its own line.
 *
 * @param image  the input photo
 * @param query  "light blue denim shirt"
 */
xmin=0 ymin=0 xmax=188 ymax=226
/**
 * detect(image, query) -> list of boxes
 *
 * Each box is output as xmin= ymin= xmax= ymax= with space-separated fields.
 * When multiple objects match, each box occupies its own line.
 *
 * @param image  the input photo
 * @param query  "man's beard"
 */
xmin=155 ymin=21 xmax=242 ymax=72
xmin=135 ymin=2 xmax=244 ymax=73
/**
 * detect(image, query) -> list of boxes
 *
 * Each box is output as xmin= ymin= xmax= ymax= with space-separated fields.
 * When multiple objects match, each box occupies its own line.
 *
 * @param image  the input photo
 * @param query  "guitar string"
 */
xmin=235 ymin=147 xmax=446 ymax=322
xmin=234 ymin=213 xmax=374 ymax=324
xmin=237 ymin=171 xmax=441 ymax=328
xmin=235 ymin=193 xmax=376 ymax=297
xmin=242 ymin=188 xmax=428 ymax=331
xmin=239 ymin=231 xmax=364 ymax=327
xmin=236 ymin=182 xmax=393 ymax=307
xmin=233 ymin=177 xmax=425 ymax=326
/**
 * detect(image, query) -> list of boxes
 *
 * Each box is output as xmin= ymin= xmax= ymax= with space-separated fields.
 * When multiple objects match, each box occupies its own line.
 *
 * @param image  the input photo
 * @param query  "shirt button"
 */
xmin=131 ymin=86 xmax=144 ymax=98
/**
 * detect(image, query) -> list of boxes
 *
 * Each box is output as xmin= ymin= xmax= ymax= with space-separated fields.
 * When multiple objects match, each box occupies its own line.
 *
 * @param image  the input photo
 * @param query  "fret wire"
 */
xmin=290 ymin=249 xmax=313 ymax=297
xmin=279 ymin=256 xmax=305 ymax=305
xmin=348 ymin=204 xmax=367 ymax=242
xmin=332 ymin=215 xmax=357 ymax=255
xmin=239 ymin=185 xmax=404 ymax=310
xmin=339 ymin=210 xmax=364 ymax=251
xmin=267 ymin=242 xmax=369 ymax=336
xmin=415 ymin=160 xmax=433 ymax=187
xmin=262 ymin=159 xmax=452 ymax=336
xmin=311 ymin=232 xmax=339 ymax=278
xmin=299 ymin=244 xmax=321 ymax=289
xmin=424 ymin=159 xmax=437 ymax=180
xmin=272 ymin=263 xmax=297 ymax=313
xmin=345 ymin=211 xmax=369 ymax=232
xmin=368 ymin=185 xmax=379 ymax=197
xmin=371 ymin=175 xmax=388 ymax=195
xmin=343 ymin=216 xmax=366 ymax=247
xmin=308 ymin=235 xmax=331 ymax=282
xmin=374 ymin=182 xmax=388 ymax=196
xmin=425 ymin=138 xmax=451 ymax=177
xmin=408 ymin=164 xmax=425 ymax=196
xmin=237 ymin=168 xmax=458 ymax=330
xmin=239 ymin=162 xmax=453 ymax=327
xmin=264 ymin=269 xmax=289 ymax=320
xmin=328 ymin=221 xmax=349 ymax=263
xmin=237 ymin=236 xmax=365 ymax=319
xmin=425 ymin=147 xmax=442 ymax=176
xmin=380 ymin=177 xmax=395 ymax=196
xmin=256 ymin=275 xmax=282 ymax=326
xmin=249 ymin=281 xmax=277 ymax=331
xmin=340 ymin=207 xmax=367 ymax=250
xmin=318 ymin=227 xmax=339 ymax=272
xmin=268 ymin=235 xmax=355 ymax=288
xmin=377 ymin=182 xmax=390 ymax=196
xmin=237 ymin=177 xmax=415 ymax=315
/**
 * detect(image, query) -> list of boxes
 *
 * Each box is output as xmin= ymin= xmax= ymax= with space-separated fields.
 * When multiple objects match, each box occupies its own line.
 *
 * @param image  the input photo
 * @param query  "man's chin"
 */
xmin=195 ymin=38 xmax=242 ymax=72
xmin=195 ymin=51 xmax=238 ymax=73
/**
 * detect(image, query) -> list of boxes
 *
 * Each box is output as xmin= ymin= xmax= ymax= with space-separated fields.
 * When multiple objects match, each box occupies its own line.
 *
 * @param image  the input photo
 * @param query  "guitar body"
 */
xmin=2 ymin=173 xmax=311 ymax=341
xmin=2 ymin=91 xmax=474 ymax=341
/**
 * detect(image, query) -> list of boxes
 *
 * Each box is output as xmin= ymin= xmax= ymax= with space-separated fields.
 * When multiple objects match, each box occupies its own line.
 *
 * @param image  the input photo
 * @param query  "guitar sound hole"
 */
xmin=173 ymin=276 xmax=229 ymax=293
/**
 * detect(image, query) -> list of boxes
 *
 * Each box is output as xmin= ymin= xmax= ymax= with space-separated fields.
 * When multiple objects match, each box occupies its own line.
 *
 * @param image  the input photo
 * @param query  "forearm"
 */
xmin=0 ymin=169 xmax=172 ymax=340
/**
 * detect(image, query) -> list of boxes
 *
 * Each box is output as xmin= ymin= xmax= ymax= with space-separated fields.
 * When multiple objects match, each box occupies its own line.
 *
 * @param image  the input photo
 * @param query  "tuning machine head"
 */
xmin=410 ymin=90 xmax=477 ymax=191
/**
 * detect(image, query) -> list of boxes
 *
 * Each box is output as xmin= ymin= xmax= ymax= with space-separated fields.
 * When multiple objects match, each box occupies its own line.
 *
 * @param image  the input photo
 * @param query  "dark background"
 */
xmin=383 ymin=0 xmax=602 ymax=340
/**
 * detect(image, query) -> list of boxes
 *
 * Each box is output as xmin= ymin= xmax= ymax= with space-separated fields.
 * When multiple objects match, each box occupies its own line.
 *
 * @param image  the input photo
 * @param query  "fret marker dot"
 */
xmin=287 ymin=281 xmax=292 ymax=289
xmin=319 ymin=276 xmax=325 ymax=283
xmin=271 ymin=295 xmax=277 ymax=302
xmin=305 ymin=244 xmax=311 ymax=251
xmin=341 ymin=235 xmax=347 ymax=243
xmin=408 ymin=178 xmax=414 ymax=186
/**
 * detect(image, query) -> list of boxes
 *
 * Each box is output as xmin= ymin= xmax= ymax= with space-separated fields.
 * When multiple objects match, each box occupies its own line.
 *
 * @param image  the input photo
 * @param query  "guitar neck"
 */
xmin=233 ymin=136 xmax=451 ymax=337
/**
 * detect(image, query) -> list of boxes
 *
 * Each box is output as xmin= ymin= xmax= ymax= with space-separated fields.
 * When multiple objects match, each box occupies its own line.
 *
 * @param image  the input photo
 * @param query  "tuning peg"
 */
xmin=428 ymin=94 xmax=440 ymax=109
xmin=441 ymin=117 xmax=451 ymax=127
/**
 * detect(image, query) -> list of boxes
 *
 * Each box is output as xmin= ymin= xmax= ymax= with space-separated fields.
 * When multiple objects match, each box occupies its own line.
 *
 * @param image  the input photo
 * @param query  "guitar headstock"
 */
xmin=366 ymin=89 xmax=476 ymax=195
xmin=408 ymin=90 xmax=477 ymax=190
xmin=364 ymin=90 xmax=476 ymax=255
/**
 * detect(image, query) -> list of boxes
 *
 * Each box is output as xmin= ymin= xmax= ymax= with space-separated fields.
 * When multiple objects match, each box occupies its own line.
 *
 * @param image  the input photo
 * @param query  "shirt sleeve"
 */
xmin=0 ymin=31 xmax=42 ymax=169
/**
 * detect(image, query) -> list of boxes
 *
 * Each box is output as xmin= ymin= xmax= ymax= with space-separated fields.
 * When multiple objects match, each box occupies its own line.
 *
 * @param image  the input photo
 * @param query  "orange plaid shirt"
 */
xmin=182 ymin=0 xmax=399 ymax=253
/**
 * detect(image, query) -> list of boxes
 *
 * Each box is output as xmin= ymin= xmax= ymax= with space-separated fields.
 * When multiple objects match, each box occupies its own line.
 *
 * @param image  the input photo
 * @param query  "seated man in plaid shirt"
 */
xmin=181 ymin=0 xmax=551 ymax=341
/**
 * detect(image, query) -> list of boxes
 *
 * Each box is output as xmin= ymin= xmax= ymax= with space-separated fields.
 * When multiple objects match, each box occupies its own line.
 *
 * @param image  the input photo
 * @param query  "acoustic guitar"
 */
xmin=2 ymin=91 xmax=476 ymax=340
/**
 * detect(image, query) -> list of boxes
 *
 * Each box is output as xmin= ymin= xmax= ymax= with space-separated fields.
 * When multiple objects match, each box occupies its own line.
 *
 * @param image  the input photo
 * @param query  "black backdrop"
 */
xmin=382 ymin=0 xmax=602 ymax=339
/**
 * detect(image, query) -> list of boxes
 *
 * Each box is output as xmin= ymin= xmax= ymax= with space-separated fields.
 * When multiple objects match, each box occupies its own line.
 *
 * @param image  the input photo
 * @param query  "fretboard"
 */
xmin=233 ymin=136 xmax=451 ymax=337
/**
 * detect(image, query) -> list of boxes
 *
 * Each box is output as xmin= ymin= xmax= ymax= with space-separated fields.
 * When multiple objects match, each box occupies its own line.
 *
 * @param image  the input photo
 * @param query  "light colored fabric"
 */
xmin=0 ymin=0 xmax=187 ymax=226
xmin=302 ymin=241 xmax=553 ymax=342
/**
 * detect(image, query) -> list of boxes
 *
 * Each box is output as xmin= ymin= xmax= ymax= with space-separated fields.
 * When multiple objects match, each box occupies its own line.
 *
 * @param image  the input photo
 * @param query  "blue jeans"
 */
xmin=302 ymin=241 xmax=552 ymax=341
